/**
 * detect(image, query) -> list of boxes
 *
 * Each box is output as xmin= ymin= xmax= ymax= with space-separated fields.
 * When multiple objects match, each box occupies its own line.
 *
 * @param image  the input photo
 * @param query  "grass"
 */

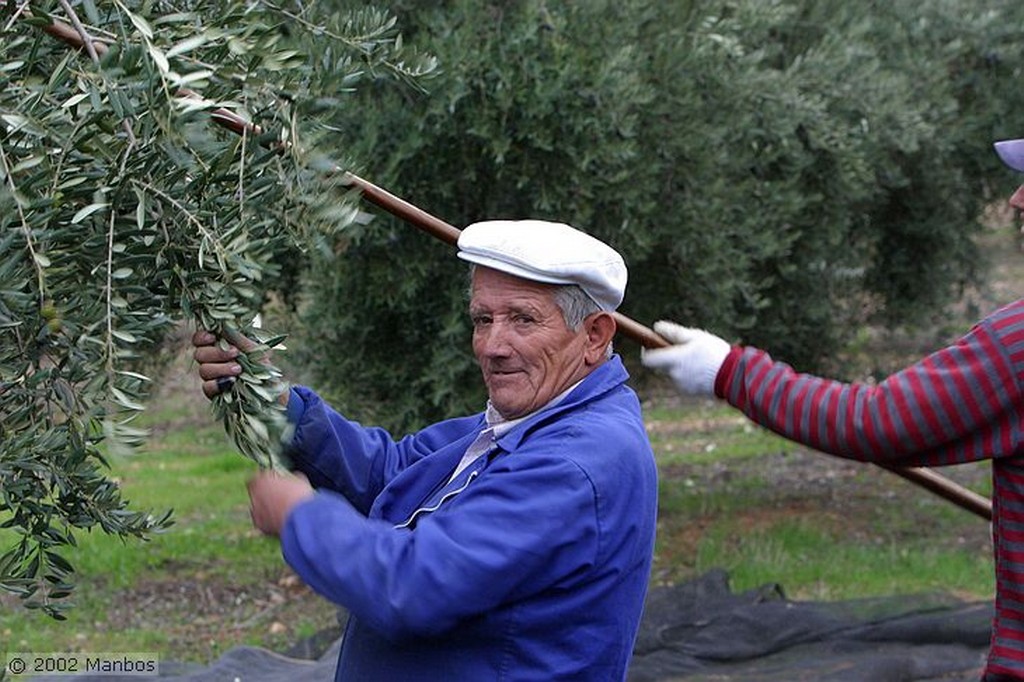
xmin=0 ymin=411 xmax=339 ymax=662
xmin=1 ymin=388 xmax=994 ymax=663
xmin=695 ymin=518 xmax=991 ymax=601
xmin=645 ymin=396 xmax=995 ymax=603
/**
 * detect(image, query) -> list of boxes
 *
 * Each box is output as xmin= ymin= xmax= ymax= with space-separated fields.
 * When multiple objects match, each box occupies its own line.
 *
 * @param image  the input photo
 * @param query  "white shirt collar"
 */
xmin=484 ymin=377 xmax=584 ymax=437
xmin=448 ymin=378 xmax=588 ymax=484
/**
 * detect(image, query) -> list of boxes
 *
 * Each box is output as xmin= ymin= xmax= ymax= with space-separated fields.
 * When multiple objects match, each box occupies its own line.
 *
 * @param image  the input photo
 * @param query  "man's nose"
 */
xmin=1010 ymin=184 xmax=1024 ymax=212
xmin=479 ymin=322 xmax=514 ymax=356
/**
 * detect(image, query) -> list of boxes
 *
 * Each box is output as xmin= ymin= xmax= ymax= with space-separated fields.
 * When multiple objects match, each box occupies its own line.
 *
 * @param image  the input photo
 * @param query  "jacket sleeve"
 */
xmin=284 ymin=386 xmax=474 ymax=514
xmin=279 ymin=442 xmax=601 ymax=641
xmin=714 ymin=307 xmax=1024 ymax=466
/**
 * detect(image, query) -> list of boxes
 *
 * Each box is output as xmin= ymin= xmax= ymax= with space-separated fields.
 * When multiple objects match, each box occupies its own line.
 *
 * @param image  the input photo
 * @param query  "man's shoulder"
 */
xmin=572 ymin=355 xmax=639 ymax=408
xmin=557 ymin=370 xmax=644 ymax=428
xmin=519 ymin=387 xmax=650 ymax=463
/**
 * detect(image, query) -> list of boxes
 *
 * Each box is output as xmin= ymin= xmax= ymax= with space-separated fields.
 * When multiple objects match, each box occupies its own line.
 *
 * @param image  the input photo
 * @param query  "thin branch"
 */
xmin=104 ymin=210 xmax=116 ymax=378
xmin=2 ymin=1 xmax=31 ymax=33
xmin=131 ymin=180 xmax=233 ymax=267
xmin=258 ymin=0 xmax=435 ymax=86
xmin=57 ymin=0 xmax=102 ymax=63
xmin=237 ymin=122 xmax=248 ymax=212
xmin=0 ymin=139 xmax=46 ymax=305
xmin=57 ymin=0 xmax=136 ymax=145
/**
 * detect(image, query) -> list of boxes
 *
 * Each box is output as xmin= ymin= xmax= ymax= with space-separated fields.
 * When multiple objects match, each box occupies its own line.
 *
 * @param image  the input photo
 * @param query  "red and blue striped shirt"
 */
xmin=715 ymin=299 xmax=1024 ymax=680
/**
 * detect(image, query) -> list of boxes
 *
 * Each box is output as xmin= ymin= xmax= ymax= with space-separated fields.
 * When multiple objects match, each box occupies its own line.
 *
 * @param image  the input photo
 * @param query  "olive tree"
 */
xmin=288 ymin=0 xmax=1024 ymax=432
xmin=0 ymin=0 xmax=434 ymax=617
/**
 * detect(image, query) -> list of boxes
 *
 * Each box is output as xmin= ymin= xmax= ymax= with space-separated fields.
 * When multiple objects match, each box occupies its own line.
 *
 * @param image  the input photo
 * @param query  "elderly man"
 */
xmin=641 ymin=139 xmax=1024 ymax=681
xmin=193 ymin=220 xmax=658 ymax=681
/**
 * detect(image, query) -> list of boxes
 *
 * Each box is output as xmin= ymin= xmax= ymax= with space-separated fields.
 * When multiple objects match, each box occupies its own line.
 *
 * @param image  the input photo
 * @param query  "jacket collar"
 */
xmin=492 ymin=355 xmax=629 ymax=453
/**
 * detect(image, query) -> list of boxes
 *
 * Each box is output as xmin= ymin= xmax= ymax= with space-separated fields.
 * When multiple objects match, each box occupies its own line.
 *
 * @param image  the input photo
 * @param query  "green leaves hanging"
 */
xmin=0 ymin=0 xmax=435 ymax=617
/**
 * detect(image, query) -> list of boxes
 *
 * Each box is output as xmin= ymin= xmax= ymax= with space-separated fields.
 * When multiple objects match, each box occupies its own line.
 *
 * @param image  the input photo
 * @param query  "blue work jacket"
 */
xmin=280 ymin=356 xmax=658 ymax=681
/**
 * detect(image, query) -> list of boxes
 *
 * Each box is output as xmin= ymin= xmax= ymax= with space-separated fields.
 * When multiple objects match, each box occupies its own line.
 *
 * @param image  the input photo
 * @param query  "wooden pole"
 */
xmin=323 ymin=173 xmax=997 ymax=522
xmin=39 ymin=16 xmax=993 ymax=522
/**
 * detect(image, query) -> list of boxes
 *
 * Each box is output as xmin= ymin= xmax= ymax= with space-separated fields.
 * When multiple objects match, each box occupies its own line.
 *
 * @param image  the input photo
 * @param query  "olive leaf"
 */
xmin=0 ymin=0 xmax=435 ymax=617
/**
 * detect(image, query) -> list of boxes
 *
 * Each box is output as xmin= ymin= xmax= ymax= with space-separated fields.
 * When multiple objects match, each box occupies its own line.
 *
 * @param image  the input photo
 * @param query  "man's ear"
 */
xmin=583 ymin=312 xmax=617 ymax=365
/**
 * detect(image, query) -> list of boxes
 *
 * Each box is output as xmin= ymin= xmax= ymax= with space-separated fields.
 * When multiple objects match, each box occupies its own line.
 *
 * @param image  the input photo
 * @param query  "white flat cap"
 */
xmin=457 ymin=219 xmax=627 ymax=311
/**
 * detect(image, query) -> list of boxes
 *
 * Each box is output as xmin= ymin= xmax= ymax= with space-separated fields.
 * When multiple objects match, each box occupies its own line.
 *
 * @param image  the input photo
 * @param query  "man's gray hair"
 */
xmin=552 ymin=284 xmax=599 ymax=330
xmin=553 ymin=284 xmax=614 ymax=360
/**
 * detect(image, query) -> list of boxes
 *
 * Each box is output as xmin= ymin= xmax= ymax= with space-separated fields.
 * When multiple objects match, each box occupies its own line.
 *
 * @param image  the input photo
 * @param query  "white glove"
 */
xmin=641 ymin=321 xmax=731 ymax=396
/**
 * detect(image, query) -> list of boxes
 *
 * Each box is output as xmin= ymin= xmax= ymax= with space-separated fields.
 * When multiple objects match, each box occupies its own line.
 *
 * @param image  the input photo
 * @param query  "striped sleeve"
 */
xmin=714 ymin=301 xmax=1024 ymax=467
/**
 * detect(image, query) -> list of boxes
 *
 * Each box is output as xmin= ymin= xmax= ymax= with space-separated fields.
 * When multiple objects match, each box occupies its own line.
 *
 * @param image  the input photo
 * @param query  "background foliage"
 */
xmin=285 ymin=0 xmax=1024 ymax=433
xmin=0 ymin=0 xmax=434 ymax=616
xmin=5 ymin=0 xmax=1024 ymax=621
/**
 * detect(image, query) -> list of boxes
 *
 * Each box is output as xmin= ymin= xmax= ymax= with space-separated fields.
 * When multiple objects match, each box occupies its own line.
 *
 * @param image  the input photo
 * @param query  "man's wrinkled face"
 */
xmin=469 ymin=267 xmax=590 ymax=420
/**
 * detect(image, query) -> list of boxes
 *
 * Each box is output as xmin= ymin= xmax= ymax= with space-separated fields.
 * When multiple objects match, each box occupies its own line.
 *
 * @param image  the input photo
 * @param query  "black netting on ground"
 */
xmin=628 ymin=568 xmax=990 ymax=681
xmin=30 ymin=569 xmax=991 ymax=681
